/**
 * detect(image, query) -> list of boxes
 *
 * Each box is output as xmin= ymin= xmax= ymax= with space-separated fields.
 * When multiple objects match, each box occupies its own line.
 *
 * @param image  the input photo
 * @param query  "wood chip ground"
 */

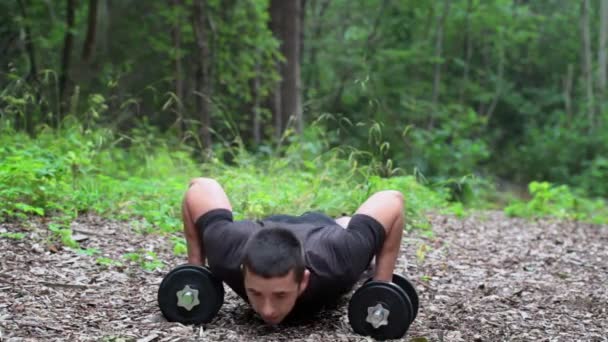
xmin=0 ymin=211 xmax=606 ymax=341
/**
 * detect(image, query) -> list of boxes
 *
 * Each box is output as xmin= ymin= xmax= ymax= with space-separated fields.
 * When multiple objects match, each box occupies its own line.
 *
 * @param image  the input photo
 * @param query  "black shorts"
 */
xmin=195 ymin=209 xmax=386 ymax=304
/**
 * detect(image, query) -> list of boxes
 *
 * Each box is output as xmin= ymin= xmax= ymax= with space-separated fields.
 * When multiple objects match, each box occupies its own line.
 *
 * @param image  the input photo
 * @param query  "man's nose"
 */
xmin=261 ymin=300 xmax=276 ymax=317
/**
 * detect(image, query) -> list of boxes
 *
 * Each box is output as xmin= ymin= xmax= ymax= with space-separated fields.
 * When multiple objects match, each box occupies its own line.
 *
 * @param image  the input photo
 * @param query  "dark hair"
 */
xmin=241 ymin=228 xmax=305 ymax=283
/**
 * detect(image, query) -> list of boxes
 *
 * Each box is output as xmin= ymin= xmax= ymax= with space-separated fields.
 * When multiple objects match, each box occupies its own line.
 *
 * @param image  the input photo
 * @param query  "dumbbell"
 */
xmin=348 ymin=274 xmax=419 ymax=340
xmin=157 ymin=264 xmax=224 ymax=324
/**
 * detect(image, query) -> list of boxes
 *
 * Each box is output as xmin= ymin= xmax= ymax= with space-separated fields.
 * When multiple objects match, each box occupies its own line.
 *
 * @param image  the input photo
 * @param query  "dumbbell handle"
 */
xmin=176 ymin=285 xmax=200 ymax=311
xmin=366 ymin=303 xmax=390 ymax=328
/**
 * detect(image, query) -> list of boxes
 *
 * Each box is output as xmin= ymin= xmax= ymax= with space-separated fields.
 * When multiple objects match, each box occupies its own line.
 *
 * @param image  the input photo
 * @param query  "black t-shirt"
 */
xmin=195 ymin=209 xmax=385 ymax=322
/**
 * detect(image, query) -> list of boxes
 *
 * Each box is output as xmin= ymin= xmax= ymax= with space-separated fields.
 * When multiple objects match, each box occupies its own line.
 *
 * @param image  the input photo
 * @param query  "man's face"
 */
xmin=243 ymin=268 xmax=309 ymax=325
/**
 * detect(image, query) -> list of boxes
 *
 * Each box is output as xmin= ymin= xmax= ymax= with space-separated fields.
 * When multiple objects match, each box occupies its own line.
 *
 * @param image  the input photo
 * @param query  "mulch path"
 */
xmin=0 ymin=211 xmax=607 ymax=341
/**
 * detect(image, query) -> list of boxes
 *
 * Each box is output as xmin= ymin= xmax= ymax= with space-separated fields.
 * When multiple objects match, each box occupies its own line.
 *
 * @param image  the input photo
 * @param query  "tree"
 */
xmin=192 ymin=0 xmax=212 ymax=150
xmin=459 ymin=0 xmax=473 ymax=104
xmin=303 ymin=0 xmax=330 ymax=99
xmin=17 ymin=0 xmax=38 ymax=84
xmin=269 ymin=0 xmax=303 ymax=137
xmin=59 ymin=0 xmax=76 ymax=117
xmin=581 ymin=0 xmax=594 ymax=129
xmin=172 ymin=0 xmax=185 ymax=135
xmin=598 ymin=0 xmax=608 ymax=104
xmin=82 ymin=0 xmax=98 ymax=63
xmin=431 ymin=0 xmax=451 ymax=106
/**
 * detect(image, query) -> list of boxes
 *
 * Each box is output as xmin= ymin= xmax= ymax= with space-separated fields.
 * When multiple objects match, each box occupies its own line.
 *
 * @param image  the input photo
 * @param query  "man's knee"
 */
xmin=375 ymin=190 xmax=404 ymax=209
xmin=185 ymin=178 xmax=220 ymax=203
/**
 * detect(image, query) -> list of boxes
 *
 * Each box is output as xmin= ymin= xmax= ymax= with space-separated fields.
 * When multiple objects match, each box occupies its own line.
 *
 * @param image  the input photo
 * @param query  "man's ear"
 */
xmin=298 ymin=269 xmax=310 ymax=295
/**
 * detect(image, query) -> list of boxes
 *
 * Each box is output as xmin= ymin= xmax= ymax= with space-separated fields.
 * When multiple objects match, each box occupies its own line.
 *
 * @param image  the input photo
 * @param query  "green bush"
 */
xmin=402 ymin=106 xmax=490 ymax=179
xmin=575 ymin=156 xmax=608 ymax=198
xmin=500 ymin=116 xmax=608 ymax=198
xmin=504 ymin=181 xmax=608 ymax=224
xmin=0 ymin=123 xmax=452 ymax=246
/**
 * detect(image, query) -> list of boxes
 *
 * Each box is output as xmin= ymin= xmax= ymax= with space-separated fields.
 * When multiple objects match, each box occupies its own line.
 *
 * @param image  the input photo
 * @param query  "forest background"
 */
xmin=2 ymin=0 xmax=608 ymax=246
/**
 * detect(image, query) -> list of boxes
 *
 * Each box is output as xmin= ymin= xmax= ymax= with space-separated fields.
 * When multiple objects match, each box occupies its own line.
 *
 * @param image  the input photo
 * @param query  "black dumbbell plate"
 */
xmin=392 ymin=274 xmax=419 ymax=320
xmin=365 ymin=274 xmax=419 ymax=320
xmin=348 ymin=281 xmax=414 ymax=340
xmin=157 ymin=264 xmax=224 ymax=324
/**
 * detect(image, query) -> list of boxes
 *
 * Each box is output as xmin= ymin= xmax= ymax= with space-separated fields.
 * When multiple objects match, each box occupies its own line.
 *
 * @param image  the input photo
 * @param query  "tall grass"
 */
xmin=0 ymin=120 xmax=453 ymax=244
xmin=1 ymin=75 xmax=605 ymax=259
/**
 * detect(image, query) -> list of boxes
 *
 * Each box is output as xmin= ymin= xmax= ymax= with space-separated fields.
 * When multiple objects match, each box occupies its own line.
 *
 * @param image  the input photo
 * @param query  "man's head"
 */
xmin=241 ymin=227 xmax=310 ymax=325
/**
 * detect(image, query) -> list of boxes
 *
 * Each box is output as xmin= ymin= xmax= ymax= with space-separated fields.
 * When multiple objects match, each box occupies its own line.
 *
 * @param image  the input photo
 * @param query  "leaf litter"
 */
xmin=0 ymin=211 xmax=606 ymax=341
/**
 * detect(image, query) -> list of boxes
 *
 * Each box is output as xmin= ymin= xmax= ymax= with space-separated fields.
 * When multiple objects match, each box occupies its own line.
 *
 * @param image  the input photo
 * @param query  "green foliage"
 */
xmin=505 ymin=181 xmax=608 ymax=224
xmin=2 ymin=0 xmax=608 ymax=199
xmin=499 ymin=117 xmax=608 ymax=193
xmin=48 ymin=223 xmax=79 ymax=249
xmin=0 ymin=120 xmax=452 ymax=247
xmin=76 ymin=248 xmax=101 ymax=256
xmin=203 ymin=125 xmax=454 ymax=232
xmin=575 ymin=156 xmax=608 ymax=198
xmin=403 ymin=107 xmax=490 ymax=178
xmin=0 ymin=120 xmax=198 ymax=235
xmin=302 ymin=0 xmax=606 ymax=197
xmin=123 ymin=250 xmax=164 ymax=271
xmin=0 ymin=232 xmax=26 ymax=240
xmin=366 ymin=175 xmax=449 ymax=230
xmin=96 ymin=257 xmax=124 ymax=268
xmin=171 ymin=236 xmax=188 ymax=256
xmin=442 ymin=202 xmax=467 ymax=219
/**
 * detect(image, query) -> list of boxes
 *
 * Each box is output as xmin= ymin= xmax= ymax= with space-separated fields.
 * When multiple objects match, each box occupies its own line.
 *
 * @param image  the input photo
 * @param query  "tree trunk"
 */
xmin=581 ymin=0 xmax=595 ymax=129
xmin=300 ymin=0 xmax=306 ymax=72
xmin=431 ymin=0 xmax=451 ymax=107
xmin=485 ymin=39 xmax=504 ymax=123
xmin=172 ymin=0 xmax=184 ymax=135
xmin=43 ymin=0 xmax=57 ymax=23
xmin=99 ymin=0 xmax=110 ymax=56
xmin=192 ymin=0 xmax=212 ymax=150
xmin=331 ymin=0 xmax=385 ymax=113
xmin=252 ymin=61 xmax=262 ymax=145
xmin=59 ymin=0 xmax=76 ymax=119
xmin=16 ymin=0 xmax=40 ymax=134
xmin=563 ymin=63 xmax=574 ymax=121
xmin=459 ymin=0 xmax=473 ymax=104
xmin=269 ymin=0 xmax=283 ymax=139
xmin=247 ymin=0 xmax=262 ymax=145
xmin=365 ymin=0 xmax=389 ymax=53
xmin=282 ymin=0 xmax=303 ymax=134
xmin=82 ymin=0 xmax=99 ymax=62
xmin=429 ymin=0 xmax=451 ymax=129
xmin=17 ymin=0 xmax=39 ymax=84
xmin=269 ymin=0 xmax=303 ymax=137
xmin=598 ymin=0 xmax=608 ymax=103
xmin=305 ymin=0 xmax=330 ymax=96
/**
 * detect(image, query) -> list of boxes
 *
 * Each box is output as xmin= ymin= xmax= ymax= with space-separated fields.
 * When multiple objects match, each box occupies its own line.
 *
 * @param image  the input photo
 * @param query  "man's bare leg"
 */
xmin=353 ymin=190 xmax=404 ymax=282
xmin=182 ymin=177 xmax=232 ymax=266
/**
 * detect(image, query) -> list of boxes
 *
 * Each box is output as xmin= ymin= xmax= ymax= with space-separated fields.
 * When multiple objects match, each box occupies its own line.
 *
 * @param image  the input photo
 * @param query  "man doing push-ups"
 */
xmin=181 ymin=177 xmax=405 ymax=325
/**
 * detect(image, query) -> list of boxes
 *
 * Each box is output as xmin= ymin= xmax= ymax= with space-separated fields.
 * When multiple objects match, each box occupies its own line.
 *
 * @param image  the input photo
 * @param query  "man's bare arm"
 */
xmin=353 ymin=190 xmax=405 ymax=282
xmin=182 ymin=178 xmax=233 ymax=265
